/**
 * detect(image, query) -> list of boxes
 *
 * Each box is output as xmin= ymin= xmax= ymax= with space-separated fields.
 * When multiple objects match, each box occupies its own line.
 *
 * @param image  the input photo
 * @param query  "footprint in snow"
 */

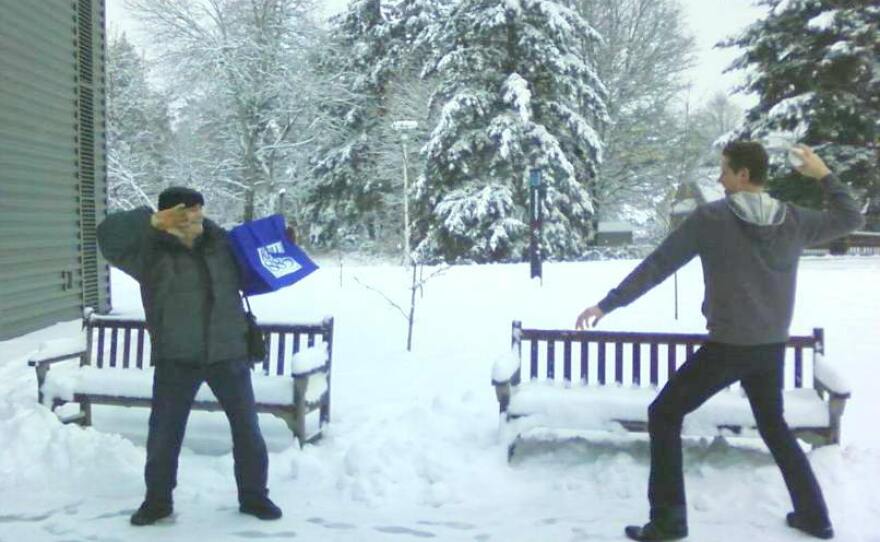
xmin=417 ymin=520 xmax=476 ymax=530
xmin=307 ymin=516 xmax=357 ymax=529
xmin=233 ymin=530 xmax=298 ymax=538
xmin=374 ymin=525 xmax=436 ymax=538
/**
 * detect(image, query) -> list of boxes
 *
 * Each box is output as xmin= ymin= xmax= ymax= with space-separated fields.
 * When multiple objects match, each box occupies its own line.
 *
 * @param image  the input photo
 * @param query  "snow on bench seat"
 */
xmin=40 ymin=364 xmax=328 ymax=407
xmin=508 ymin=382 xmax=829 ymax=435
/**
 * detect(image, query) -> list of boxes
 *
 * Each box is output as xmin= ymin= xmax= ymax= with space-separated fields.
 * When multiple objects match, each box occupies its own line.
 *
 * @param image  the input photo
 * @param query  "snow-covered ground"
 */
xmin=1 ymin=256 xmax=879 ymax=542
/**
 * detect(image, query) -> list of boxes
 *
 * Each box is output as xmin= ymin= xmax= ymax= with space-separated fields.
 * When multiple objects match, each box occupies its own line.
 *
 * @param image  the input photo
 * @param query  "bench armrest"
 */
xmin=813 ymin=354 xmax=851 ymax=399
xmin=27 ymin=336 xmax=86 ymax=368
xmin=28 ymin=351 xmax=84 ymax=368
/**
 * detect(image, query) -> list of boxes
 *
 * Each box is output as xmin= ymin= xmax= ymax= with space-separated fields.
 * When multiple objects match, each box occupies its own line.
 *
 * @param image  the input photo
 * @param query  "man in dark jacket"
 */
xmin=575 ymin=143 xmax=863 ymax=541
xmin=97 ymin=187 xmax=282 ymax=525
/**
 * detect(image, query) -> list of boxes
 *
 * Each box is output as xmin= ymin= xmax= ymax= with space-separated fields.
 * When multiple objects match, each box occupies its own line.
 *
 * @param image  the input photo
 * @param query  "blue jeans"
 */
xmin=144 ymin=360 xmax=268 ymax=505
xmin=647 ymin=342 xmax=829 ymax=522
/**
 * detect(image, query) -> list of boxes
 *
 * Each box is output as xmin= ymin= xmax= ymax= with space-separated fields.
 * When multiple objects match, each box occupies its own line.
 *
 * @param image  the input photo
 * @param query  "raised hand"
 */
xmin=575 ymin=305 xmax=605 ymax=330
xmin=150 ymin=203 xmax=190 ymax=232
xmin=790 ymin=145 xmax=831 ymax=180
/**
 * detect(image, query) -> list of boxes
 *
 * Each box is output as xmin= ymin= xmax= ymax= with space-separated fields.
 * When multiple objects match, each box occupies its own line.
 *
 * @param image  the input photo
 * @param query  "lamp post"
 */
xmin=529 ymin=167 xmax=544 ymax=281
xmin=392 ymin=120 xmax=418 ymax=266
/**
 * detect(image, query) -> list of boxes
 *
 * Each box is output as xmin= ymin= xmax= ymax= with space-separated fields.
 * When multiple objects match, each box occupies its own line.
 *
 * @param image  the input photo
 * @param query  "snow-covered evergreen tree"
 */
xmin=723 ymin=0 xmax=879 ymax=223
xmin=414 ymin=0 xmax=608 ymax=263
xmin=306 ymin=0 xmax=394 ymax=248
xmin=307 ymin=0 xmax=450 ymax=252
xmin=106 ymin=33 xmax=172 ymax=211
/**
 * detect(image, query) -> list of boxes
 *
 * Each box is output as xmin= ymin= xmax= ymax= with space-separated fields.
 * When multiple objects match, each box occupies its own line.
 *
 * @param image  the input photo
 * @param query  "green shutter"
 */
xmin=0 ymin=0 xmax=109 ymax=340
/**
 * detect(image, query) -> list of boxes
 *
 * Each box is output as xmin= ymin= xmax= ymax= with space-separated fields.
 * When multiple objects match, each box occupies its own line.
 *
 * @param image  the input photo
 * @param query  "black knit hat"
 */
xmin=158 ymin=187 xmax=204 ymax=210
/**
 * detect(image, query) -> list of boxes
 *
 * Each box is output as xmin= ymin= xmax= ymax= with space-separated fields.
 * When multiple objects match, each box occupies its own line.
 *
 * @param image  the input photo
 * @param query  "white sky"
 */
xmin=105 ymin=0 xmax=766 ymax=109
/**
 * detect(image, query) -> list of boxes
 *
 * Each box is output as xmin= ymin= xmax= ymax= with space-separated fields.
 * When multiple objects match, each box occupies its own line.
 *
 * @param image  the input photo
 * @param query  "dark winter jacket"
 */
xmin=598 ymin=175 xmax=865 ymax=345
xmin=97 ymin=207 xmax=249 ymax=365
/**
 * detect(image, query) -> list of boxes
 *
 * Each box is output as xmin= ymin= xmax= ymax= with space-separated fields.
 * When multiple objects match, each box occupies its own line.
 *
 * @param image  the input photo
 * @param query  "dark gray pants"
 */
xmin=647 ymin=342 xmax=829 ymax=522
xmin=144 ymin=360 xmax=268 ymax=505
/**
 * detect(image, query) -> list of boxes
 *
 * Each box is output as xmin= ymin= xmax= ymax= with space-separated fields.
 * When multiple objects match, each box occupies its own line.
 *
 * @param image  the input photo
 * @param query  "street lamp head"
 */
xmin=529 ymin=168 xmax=542 ymax=188
xmin=392 ymin=120 xmax=418 ymax=131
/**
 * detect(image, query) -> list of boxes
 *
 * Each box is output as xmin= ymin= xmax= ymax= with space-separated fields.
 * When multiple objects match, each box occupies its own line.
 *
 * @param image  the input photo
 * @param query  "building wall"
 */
xmin=0 ymin=0 xmax=110 ymax=340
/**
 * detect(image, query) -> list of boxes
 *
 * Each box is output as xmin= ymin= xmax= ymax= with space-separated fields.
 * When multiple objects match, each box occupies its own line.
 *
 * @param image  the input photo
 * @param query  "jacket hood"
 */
xmin=726 ymin=191 xmax=786 ymax=226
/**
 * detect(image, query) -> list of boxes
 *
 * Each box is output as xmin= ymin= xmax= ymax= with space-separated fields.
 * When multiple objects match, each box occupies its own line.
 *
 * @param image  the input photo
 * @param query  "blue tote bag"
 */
xmin=228 ymin=214 xmax=318 ymax=296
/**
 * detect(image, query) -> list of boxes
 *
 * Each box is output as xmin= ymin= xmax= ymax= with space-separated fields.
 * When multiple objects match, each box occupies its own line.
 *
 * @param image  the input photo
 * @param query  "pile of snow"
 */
xmin=291 ymin=343 xmax=329 ymax=375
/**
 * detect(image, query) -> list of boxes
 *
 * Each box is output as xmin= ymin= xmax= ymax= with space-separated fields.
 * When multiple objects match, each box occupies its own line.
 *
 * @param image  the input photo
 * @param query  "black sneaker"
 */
xmin=239 ymin=496 xmax=282 ymax=520
xmin=130 ymin=501 xmax=173 ymax=526
xmin=625 ymin=521 xmax=688 ymax=541
xmin=787 ymin=512 xmax=834 ymax=539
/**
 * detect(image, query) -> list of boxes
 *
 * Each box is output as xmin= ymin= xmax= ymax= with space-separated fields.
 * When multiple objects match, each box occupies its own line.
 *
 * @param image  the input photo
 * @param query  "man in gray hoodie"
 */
xmin=575 ymin=142 xmax=864 ymax=541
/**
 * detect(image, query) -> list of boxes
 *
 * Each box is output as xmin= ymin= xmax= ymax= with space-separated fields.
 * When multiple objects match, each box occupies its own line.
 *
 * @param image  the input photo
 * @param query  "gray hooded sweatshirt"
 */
xmin=598 ymin=175 xmax=864 ymax=345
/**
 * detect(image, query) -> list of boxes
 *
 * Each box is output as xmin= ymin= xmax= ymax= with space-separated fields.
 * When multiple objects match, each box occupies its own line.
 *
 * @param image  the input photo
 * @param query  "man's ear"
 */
xmin=738 ymin=167 xmax=751 ymax=184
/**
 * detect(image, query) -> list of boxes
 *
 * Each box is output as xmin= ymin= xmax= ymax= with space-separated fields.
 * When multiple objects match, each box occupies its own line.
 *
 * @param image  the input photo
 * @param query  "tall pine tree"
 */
xmin=723 ymin=0 xmax=879 ymax=223
xmin=414 ymin=0 xmax=608 ymax=263
xmin=307 ymin=0 xmax=396 ymax=248
xmin=307 ymin=0 xmax=450 ymax=251
xmin=106 ymin=33 xmax=171 ymax=211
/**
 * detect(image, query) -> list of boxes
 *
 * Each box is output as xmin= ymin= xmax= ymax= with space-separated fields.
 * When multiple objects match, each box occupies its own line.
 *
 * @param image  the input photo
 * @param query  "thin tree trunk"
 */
xmin=406 ymin=263 xmax=417 ymax=351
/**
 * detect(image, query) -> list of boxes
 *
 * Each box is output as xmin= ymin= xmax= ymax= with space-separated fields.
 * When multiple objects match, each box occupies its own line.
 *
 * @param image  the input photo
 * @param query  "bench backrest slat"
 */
xmin=614 ymin=342 xmax=623 ymax=384
xmin=97 ymin=327 xmax=106 ymax=368
xmin=109 ymin=328 xmax=118 ymax=368
xmin=530 ymin=340 xmax=538 ymax=380
xmin=122 ymin=328 xmax=131 ymax=368
xmin=512 ymin=321 xmax=821 ymax=390
xmin=136 ymin=328 xmax=145 ymax=369
xmin=276 ymin=332 xmax=287 ymax=376
xmin=650 ymin=343 xmax=659 ymax=385
xmin=580 ymin=341 xmax=589 ymax=384
xmin=563 ymin=340 xmax=572 ymax=382
xmin=632 ymin=342 xmax=642 ymax=386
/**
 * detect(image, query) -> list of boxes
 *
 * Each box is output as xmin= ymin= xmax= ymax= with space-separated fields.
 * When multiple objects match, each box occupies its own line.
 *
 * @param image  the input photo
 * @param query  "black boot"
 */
xmin=625 ymin=507 xmax=688 ymax=541
xmin=240 ymin=496 xmax=282 ymax=520
xmin=787 ymin=512 xmax=834 ymax=539
xmin=130 ymin=500 xmax=173 ymax=526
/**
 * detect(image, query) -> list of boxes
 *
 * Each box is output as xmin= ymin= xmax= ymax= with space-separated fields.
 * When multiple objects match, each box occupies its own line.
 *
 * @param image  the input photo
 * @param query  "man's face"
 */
xmin=183 ymin=204 xmax=204 ymax=236
xmin=718 ymin=155 xmax=749 ymax=195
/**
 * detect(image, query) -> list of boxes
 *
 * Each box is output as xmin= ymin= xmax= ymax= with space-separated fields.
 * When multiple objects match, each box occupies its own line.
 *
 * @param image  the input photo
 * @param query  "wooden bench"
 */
xmin=28 ymin=312 xmax=334 ymax=448
xmin=492 ymin=321 xmax=850 ymax=460
xmin=816 ymin=230 xmax=880 ymax=255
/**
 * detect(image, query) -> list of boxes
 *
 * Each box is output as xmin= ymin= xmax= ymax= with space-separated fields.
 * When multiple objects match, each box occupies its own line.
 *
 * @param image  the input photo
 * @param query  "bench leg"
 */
xmin=507 ymin=435 xmax=521 ymax=462
xmin=320 ymin=401 xmax=330 ymax=427
xmin=494 ymin=383 xmax=511 ymax=415
xmin=292 ymin=378 xmax=311 ymax=448
xmin=275 ymin=410 xmax=303 ymax=446
xmin=80 ymin=399 xmax=93 ymax=427
xmin=827 ymin=396 xmax=847 ymax=446
xmin=35 ymin=364 xmax=49 ymax=407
